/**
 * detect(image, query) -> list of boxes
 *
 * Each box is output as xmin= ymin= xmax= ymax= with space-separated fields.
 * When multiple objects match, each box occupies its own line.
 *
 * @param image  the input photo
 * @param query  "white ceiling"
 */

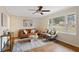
xmin=5 ymin=6 xmax=70 ymax=18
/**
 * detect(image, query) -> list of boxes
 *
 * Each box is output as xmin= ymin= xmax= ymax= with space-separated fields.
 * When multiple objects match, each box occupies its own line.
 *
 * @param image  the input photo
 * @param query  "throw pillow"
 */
xmin=50 ymin=30 xmax=54 ymax=35
xmin=31 ymin=29 xmax=35 ymax=33
xmin=24 ymin=30 xmax=27 ymax=34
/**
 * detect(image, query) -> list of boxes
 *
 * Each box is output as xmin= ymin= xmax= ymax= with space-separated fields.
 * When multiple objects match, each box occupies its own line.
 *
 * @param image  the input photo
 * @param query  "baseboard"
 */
xmin=54 ymin=40 xmax=79 ymax=52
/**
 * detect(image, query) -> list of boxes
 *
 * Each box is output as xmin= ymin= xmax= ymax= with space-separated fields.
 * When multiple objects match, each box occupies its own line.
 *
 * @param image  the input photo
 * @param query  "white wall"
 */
xmin=35 ymin=17 xmax=49 ymax=32
xmin=37 ymin=7 xmax=79 ymax=47
xmin=50 ymin=7 xmax=79 ymax=47
xmin=76 ymin=7 xmax=79 ymax=42
xmin=0 ymin=7 xmax=10 ymax=36
xmin=9 ymin=15 xmax=37 ymax=37
xmin=10 ymin=16 xmax=37 ymax=32
xmin=53 ymin=7 xmax=79 ymax=47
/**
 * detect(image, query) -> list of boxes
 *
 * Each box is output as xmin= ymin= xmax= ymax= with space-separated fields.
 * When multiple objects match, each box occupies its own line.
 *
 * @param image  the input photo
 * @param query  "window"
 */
xmin=67 ymin=14 xmax=76 ymax=33
xmin=49 ymin=14 xmax=76 ymax=34
xmin=49 ymin=16 xmax=65 ymax=33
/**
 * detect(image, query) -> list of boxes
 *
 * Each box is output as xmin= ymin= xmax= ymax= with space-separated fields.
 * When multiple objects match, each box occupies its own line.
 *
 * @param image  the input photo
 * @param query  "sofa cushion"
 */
xmin=18 ymin=29 xmax=38 ymax=38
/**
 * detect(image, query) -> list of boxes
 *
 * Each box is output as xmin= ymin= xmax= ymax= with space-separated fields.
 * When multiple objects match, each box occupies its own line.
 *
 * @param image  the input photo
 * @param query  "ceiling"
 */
xmin=5 ymin=6 xmax=70 ymax=18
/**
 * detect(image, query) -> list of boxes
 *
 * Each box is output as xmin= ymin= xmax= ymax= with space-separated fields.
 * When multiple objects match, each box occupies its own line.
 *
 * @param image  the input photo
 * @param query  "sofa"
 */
xmin=18 ymin=29 xmax=37 ymax=39
xmin=39 ymin=28 xmax=57 ymax=41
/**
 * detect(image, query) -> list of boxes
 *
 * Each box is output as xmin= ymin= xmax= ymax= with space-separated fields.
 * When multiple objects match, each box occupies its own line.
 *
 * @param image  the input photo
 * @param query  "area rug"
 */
xmin=12 ymin=39 xmax=48 ymax=52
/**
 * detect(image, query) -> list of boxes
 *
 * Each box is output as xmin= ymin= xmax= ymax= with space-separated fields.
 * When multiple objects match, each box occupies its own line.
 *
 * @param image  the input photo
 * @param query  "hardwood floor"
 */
xmin=31 ymin=40 xmax=79 ymax=52
xmin=3 ymin=32 xmax=79 ymax=52
xmin=4 ymin=39 xmax=79 ymax=52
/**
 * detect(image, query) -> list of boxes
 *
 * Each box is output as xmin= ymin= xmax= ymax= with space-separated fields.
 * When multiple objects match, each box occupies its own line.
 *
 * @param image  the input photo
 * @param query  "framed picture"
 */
xmin=23 ymin=19 xmax=33 ymax=27
xmin=23 ymin=20 xmax=27 ymax=27
xmin=29 ymin=21 xmax=33 ymax=27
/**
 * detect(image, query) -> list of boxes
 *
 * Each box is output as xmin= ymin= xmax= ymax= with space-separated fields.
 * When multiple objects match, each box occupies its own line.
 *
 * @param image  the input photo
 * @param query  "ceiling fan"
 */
xmin=29 ymin=6 xmax=50 ymax=15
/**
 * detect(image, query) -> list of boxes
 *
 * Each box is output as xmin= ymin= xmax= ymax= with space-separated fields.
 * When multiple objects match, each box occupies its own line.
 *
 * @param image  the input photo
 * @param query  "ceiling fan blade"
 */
xmin=40 ymin=13 xmax=43 ymax=15
xmin=32 ymin=11 xmax=37 ymax=14
xmin=38 ymin=6 xmax=43 ymax=11
xmin=42 ymin=10 xmax=50 ymax=12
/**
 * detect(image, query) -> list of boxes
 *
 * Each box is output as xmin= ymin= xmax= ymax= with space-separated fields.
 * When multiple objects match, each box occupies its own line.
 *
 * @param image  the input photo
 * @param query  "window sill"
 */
xmin=58 ymin=32 xmax=76 ymax=35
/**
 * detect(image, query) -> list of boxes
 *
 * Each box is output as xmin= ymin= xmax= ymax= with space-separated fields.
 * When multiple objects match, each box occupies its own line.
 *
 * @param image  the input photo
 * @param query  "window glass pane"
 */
xmin=49 ymin=19 xmax=53 ymax=26
xmin=67 ymin=14 xmax=76 ymax=33
xmin=49 ymin=16 xmax=65 ymax=33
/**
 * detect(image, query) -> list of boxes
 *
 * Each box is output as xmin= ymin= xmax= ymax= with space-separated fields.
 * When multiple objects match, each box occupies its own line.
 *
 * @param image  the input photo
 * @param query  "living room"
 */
xmin=0 ymin=6 xmax=79 ymax=52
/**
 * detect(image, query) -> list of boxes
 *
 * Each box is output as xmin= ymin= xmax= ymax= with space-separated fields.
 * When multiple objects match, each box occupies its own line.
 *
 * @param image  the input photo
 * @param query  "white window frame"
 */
xmin=49 ymin=14 xmax=76 ymax=35
xmin=66 ymin=14 xmax=76 ymax=34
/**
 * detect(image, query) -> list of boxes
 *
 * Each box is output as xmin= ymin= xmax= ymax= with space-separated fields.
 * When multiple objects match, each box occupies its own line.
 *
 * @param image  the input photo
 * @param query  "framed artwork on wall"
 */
xmin=23 ymin=20 xmax=27 ymax=27
xmin=29 ymin=21 xmax=33 ymax=27
xmin=23 ymin=19 xmax=33 ymax=27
